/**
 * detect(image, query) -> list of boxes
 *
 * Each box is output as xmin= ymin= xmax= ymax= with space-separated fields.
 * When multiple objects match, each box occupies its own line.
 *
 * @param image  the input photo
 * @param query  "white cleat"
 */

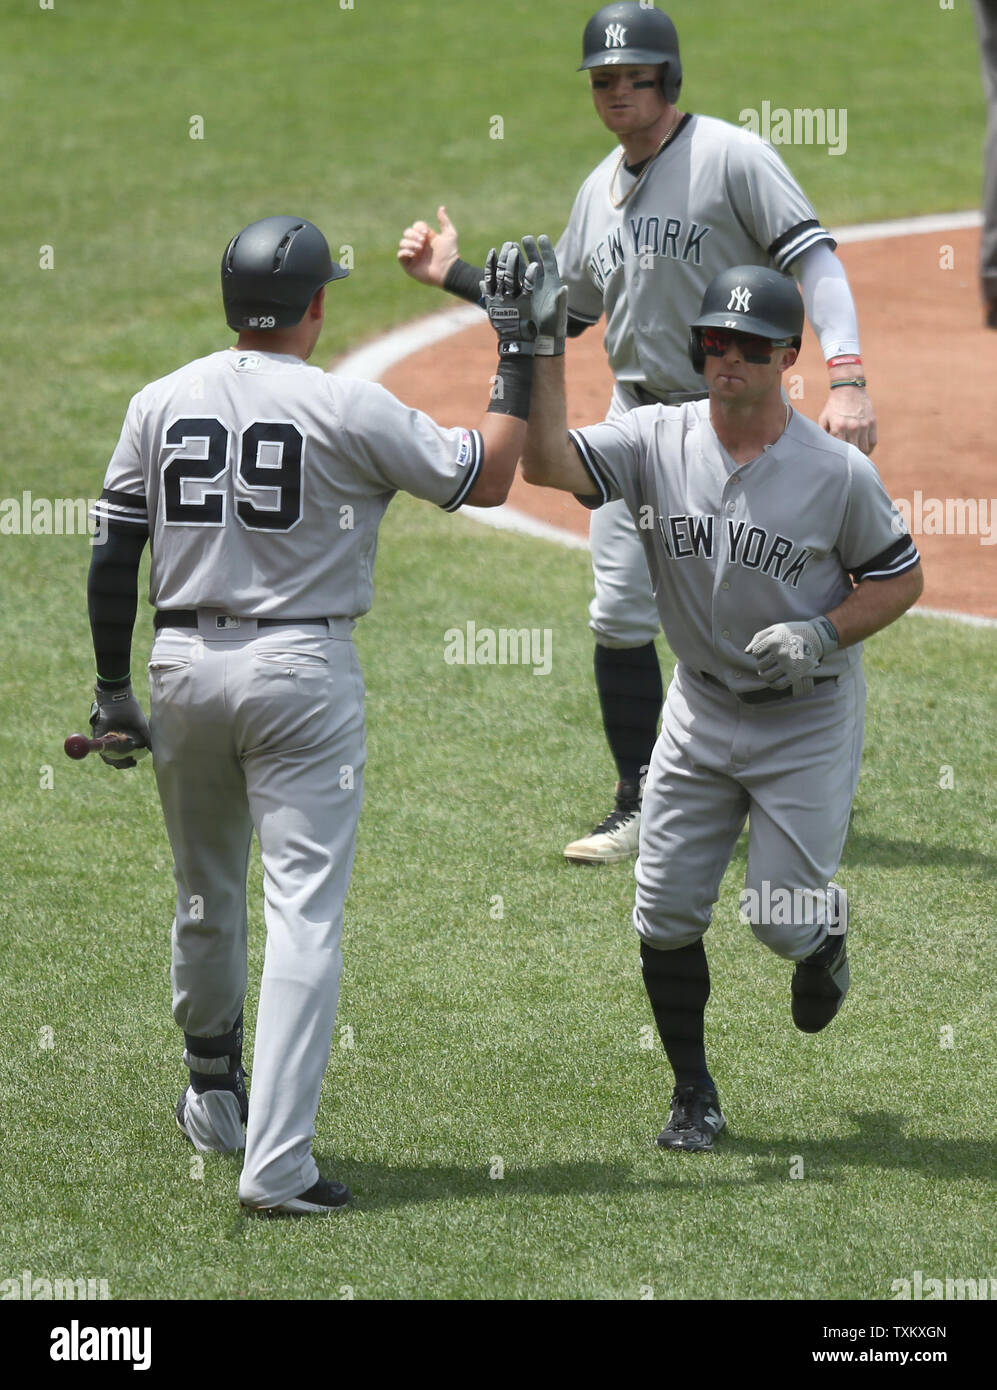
xmin=564 ymin=805 xmax=641 ymax=864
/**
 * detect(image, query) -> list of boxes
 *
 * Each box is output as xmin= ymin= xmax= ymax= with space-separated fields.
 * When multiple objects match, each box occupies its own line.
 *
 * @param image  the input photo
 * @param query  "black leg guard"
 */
xmin=183 ymin=1012 xmax=247 ymax=1120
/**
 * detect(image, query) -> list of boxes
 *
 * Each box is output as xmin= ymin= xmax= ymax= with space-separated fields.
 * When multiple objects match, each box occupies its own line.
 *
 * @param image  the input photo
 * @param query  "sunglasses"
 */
xmin=699 ymin=327 xmax=793 ymax=364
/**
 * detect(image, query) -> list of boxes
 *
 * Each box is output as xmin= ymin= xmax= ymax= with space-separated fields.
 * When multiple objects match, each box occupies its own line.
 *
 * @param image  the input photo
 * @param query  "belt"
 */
xmin=627 ymin=384 xmax=709 ymax=407
xmin=154 ymin=610 xmax=331 ymax=632
xmin=699 ymin=669 xmax=838 ymax=705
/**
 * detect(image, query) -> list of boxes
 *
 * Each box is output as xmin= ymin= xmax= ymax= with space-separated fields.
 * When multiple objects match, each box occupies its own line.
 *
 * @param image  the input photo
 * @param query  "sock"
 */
xmin=594 ymin=642 xmax=663 ymax=788
xmin=640 ymin=940 xmax=715 ymax=1091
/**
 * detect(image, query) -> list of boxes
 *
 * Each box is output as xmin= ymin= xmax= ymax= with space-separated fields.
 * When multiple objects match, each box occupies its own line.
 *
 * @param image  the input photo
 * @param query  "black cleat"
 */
xmin=791 ymin=908 xmax=849 ymax=1033
xmin=240 ymin=1178 xmax=352 ymax=1217
xmin=656 ymin=1085 xmax=726 ymax=1152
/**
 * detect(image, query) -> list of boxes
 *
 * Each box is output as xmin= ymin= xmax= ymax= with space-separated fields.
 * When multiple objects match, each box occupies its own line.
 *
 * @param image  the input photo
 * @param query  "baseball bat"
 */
xmin=63 ymin=732 xmax=138 ymax=760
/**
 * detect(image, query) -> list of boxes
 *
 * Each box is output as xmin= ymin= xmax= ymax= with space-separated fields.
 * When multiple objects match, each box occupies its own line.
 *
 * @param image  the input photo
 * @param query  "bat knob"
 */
xmin=64 ymin=734 xmax=91 ymax=760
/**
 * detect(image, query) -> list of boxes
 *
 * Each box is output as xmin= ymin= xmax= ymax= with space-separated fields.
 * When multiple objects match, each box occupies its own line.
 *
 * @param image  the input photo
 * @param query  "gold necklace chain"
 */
xmin=609 ymin=114 xmax=683 ymax=209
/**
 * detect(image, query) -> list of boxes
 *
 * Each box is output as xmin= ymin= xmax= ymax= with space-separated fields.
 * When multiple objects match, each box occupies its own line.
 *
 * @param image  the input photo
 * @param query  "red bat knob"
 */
xmin=63 ymin=732 xmax=136 ymax=760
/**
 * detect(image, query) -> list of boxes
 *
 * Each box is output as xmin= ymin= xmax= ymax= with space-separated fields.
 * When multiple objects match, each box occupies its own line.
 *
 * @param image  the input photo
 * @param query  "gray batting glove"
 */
xmin=745 ymin=617 xmax=839 ymax=690
xmin=522 ymin=234 xmax=568 ymax=356
xmin=481 ymin=241 xmax=540 ymax=357
xmin=89 ymin=682 xmax=151 ymax=769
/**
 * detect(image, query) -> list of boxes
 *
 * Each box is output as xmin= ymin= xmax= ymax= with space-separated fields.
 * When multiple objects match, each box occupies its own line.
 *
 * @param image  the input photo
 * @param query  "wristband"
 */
xmin=813 ymin=616 xmax=839 ymax=653
xmin=96 ymin=672 xmax=132 ymax=689
xmin=443 ymin=258 xmax=486 ymax=306
xmin=487 ymin=357 xmax=532 ymax=421
xmin=829 ymin=378 xmax=867 ymax=389
xmin=535 ymin=334 xmax=565 ymax=358
xmin=827 ymin=354 xmax=863 ymax=368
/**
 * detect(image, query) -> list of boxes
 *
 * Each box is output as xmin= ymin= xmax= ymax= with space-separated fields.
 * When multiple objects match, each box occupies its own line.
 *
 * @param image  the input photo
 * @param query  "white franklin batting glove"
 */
xmin=745 ymin=617 xmax=839 ymax=691
xmin=522 ymin=234 xmax=568 ymax=356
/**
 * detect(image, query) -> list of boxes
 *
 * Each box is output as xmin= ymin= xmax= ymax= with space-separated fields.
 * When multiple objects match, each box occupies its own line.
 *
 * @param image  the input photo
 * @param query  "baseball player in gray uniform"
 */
xmin=85 ymin=216 xmax=543 ymax=1213
xmin=399 ymin=2 xmax=877 ymax=864
xmin=518 ymin=242 xmax=922 ymax=1150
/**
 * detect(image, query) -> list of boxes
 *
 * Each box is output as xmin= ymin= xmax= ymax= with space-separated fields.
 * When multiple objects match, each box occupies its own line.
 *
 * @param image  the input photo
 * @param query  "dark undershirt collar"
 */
xmin=624 ymin=112 xmax=693 ymax=176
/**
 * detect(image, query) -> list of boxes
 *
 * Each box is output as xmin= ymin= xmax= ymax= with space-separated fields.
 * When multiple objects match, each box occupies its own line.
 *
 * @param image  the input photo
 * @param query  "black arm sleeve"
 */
xmin=442 ymin=262 xmax=594 ymax=342
xmin=443 ymin=257 xmax=486 ymax=307
xmin=87 ymin=524 xmax=149 ymax=686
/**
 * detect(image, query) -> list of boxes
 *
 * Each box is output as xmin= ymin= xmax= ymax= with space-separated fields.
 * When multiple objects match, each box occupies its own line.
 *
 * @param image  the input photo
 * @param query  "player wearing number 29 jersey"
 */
xmin=86 ymin=214 xmax=534 ymax=1215
xmin=93 ymin=351 xmax=481 ymax=616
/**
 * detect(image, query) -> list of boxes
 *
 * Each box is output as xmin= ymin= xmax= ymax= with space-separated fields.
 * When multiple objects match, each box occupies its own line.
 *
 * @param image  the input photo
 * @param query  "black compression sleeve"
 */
xmin=87 ymin=524 xmax=148 ymax=687
xmin=443 ymin=257 xmax=485 ymax=306
xmin=566 ymin=314 xmax=592 ymax=338
xmin=486 ymin=357 xmax=532 ymax=421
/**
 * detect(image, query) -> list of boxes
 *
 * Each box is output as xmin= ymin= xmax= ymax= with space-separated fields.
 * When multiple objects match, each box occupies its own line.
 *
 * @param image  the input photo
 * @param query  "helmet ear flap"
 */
xmin=660 ymin=62 xmax=681 ymax=103
xmin=688 ymin=327 xmax=705 ymax=374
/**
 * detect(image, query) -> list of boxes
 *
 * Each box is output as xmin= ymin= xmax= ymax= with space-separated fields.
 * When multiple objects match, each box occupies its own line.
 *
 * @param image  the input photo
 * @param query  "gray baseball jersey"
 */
xmin=570 ymin=400 xmax=921 ymax=691
xmin=93 ymin=345 xmax=485 ymax=1206
xmin=570 ymin=400 xmax=920 ymax=960
xmin=555 ymin=114 xmax=833 ymax=395
xmin=93 ymin=348 xmax=482 ymax=615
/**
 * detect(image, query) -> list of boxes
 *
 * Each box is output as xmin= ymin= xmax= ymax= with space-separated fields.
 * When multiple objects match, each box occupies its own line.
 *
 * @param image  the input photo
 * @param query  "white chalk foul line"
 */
xmin=332 ymin=211 xmax=995 ymax=630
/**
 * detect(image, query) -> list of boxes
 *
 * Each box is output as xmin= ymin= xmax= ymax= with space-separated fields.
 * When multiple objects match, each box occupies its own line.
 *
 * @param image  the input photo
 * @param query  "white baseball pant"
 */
xmin=148 ymin=615 xmax=365 ymax=1206
xmin=635 ymin=662 xmax=865 ymax=960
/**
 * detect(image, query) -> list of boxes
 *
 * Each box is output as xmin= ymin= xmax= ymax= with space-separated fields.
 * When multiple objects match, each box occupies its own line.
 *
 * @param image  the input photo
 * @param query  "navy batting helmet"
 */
xmin=221 ymin=216 xmax=349 ymax=331
xmin=688 ymin=266 xmax=803 ymax=372
xmin=579 ymin=3 xmax=682 ymax=104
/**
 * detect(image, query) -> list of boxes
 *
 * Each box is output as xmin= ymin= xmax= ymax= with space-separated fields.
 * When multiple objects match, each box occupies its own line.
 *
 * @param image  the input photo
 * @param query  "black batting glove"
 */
xmin=481 ymin=241 xmax=540 ymax=357
xmin=89 ymin=681 xmax=151 ymax=769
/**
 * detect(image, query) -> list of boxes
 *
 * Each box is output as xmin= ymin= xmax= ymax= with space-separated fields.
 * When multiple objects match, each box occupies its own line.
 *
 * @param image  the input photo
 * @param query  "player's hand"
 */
xmin=397 ymin=205 xmax=459 ymax=288
xmin=481 ymin=241 xmax=540 ymax=357
xmin=745 ymin=618 xmax=839 ymax=690
xmin=819 ymin=384 xmax=877 ymax=455
xmin=89 ymin=683 xmax=151 ymax=769
xmin=522 ymin=234 xmax=569 ymax=356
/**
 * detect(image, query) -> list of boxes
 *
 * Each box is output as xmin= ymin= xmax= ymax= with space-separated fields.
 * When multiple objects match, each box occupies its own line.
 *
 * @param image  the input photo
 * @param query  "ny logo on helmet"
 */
xmin=727 ymin=286 xmax=752 ymax=312
xmin=605 ymin=22 xmax=627 ymax=47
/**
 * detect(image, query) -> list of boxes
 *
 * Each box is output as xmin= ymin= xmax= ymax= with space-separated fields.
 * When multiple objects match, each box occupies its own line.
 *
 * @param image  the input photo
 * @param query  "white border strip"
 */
xmin=460 ymin=503 xmax=590 ymax=550
xmin=331 ymin=303 xmax=482 ymax=380
xmin=332 ymin=211 xmax=995 ymax=629
xmin=908 ymin=606 xmax=997 ymax=629
xmin=831 ymin=209 xmax=982 ymax=244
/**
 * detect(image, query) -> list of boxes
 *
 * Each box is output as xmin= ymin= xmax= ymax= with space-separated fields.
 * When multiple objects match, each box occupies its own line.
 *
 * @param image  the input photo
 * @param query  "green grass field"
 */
xmin=1 ymin=0 xmax=994 ymax=1304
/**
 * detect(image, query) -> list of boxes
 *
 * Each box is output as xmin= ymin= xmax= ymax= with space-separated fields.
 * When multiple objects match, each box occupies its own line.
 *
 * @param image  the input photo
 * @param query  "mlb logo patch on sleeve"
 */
xmin=456 ymin=430 xmax=473 ymax=467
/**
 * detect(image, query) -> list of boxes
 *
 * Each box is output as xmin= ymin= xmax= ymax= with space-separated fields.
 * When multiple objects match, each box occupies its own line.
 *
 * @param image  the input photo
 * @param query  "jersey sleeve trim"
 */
xmin=769 ymin=219 xmax=837 ymax=271
xmin=439 ymin=429 xmax=484 ymax=512
xmin=849 ymin=535 xmax=921 ymax=582
xmin=90 ymin=487 xmax=149 ymax=531
xmin=568 ymin=431 xmax=610 ymax=508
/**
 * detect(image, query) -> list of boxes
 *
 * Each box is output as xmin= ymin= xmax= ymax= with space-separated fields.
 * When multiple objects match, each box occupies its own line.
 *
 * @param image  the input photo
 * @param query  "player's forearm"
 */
xmin=825 ymin=565 xmax=924 ymax=649
xmin=795 ymin=244 xmax=861 ymax=363
xmin=87 ymin=525 xmax=147 ymax=685
xmin=443 ymin=258 xmax=485 ymax=306
xmin=468 ymin=356 xmax=533 ymax=506
xmin=520 ymin=354 xmax=580 ymax=492
xmin=473 ymin=412 xmax=528 ymax=506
